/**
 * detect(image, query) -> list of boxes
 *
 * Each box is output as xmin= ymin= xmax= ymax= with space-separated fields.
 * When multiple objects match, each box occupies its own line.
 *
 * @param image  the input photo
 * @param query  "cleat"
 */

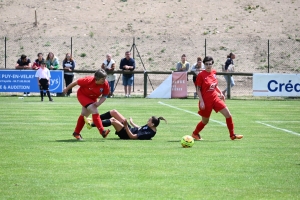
xmin=230 ymin=134 xmax=243 ymax=140
xmin=73 ymin=132 xmax=83 ymax=140
xmin=101 ymin=129 xmax=110 ymax=138
xmin=192 ymin=133 xmax=203 ymax=141
xmin=49 ymin=98 xmax=53 ymax=102
xmin=83 ymin=116 xmax=92 ymax=130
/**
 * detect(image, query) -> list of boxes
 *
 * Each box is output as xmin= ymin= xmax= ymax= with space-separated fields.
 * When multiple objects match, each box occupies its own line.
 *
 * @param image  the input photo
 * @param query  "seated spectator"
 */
xmin=15 ymin=54 xmax=32 ymax=96
xmin=62 ymin=53 xmax=76 ymax=97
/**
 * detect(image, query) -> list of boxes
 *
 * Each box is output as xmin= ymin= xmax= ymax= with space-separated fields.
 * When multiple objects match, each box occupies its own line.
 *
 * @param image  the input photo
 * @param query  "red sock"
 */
xmin=226 ymin=116 xmax=234 ymax=136
xmin=193 ymin=121 xmax=206 ymax=135
xmin=92 ymin=114 xmax=104 ymax=133
xmin=74 ymin=115 xmax=85 ymax=134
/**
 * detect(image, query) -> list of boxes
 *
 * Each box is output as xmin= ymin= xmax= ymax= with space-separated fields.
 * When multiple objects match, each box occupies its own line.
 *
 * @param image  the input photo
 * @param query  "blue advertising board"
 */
xmin=0 ymin=70 xmax=64 ymax=92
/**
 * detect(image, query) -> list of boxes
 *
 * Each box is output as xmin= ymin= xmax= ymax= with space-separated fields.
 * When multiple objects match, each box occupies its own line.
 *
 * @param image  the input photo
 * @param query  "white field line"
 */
xmin=158 ymin=101 xmax=226 ymax=126
xmin=256 ymin=121 xmax=300 ymax=136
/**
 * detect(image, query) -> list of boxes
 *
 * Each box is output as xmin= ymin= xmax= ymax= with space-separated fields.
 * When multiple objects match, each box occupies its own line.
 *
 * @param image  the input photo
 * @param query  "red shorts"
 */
xmin=198 ymin=95 xmax=226 ymax=118
xmin=77 ymin=93 xmax=97 ymax=107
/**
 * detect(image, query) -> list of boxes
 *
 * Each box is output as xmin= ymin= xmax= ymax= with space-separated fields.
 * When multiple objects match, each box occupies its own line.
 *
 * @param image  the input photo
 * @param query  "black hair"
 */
xmin=203 ymin=56 xmax=214 ymax=64
xmin=37 ymin=53 xmax=43 ymax=57
xmin=227 ymin=52 xmax=234 ymax=58
xmin=21 ymin=54 xmax=27 ymax=60
xmin=152 ymin=116 xmax=167 ymax=127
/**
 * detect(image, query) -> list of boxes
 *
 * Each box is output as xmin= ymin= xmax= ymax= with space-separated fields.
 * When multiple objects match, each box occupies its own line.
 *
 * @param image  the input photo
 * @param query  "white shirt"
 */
xmin=35 ymin=67 xmax=51 ymax=80
xmin=103 ymin=59 xmax=116 ymax=81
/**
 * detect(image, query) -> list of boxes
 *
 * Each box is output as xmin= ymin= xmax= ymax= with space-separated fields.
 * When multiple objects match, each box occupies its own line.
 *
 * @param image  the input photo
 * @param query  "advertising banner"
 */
xmin=0 ymin=70 xmax=64 ymax=92
xmin=253 ymin=73 xmax=300 ymax=96
xmin=171 ymin=72 xmax=187 ymax=98
xmin=147 ymin=72 xmax=188 ymax=98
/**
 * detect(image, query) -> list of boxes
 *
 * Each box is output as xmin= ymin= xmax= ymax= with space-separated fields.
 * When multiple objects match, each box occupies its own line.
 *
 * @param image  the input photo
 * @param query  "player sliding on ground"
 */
xmin=192 ymin=56 xmax=243 ymax=141
xmin=63 ymin=69 xmax=110 ymax=140
xmin=84 ymin=109 xmax=167 ymax=140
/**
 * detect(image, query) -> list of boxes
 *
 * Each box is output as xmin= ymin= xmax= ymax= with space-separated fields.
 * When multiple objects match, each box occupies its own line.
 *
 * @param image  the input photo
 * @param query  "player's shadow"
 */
xmin=167 ymin=139 xmax=228 ymax=142
xmin=54 ymin=138 xmax=121 ymax=142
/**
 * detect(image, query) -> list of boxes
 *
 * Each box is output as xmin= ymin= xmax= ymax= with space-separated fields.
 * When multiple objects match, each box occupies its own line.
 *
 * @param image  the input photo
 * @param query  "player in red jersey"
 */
xmin=192 ymin=56 xmax=243 ymax=141
xmin=63 ymin=69 xmax=110 ymax=140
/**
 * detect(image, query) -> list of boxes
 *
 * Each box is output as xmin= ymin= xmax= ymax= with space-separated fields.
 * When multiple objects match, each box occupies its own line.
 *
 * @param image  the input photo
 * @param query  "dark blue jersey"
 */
xmin=131 ymin=125 xmax=156 ymax=140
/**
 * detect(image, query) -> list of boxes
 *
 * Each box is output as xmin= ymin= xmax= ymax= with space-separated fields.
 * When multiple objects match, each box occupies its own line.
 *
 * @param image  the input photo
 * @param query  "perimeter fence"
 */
xmin=0 ymin=36 xmax=299 ymax=98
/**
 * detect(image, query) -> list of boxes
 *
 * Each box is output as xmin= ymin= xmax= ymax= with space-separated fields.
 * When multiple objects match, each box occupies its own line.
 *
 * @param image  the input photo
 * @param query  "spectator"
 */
xmin=222 ymin=52 xmax=236 ymax=96
xmin=101 ymin=54 xmax=116 ymax=98
xmin=84 ymin=109 xmax=167 ymax=140
xmin=62 ymin=69 xmax=110 ymax=141
xmin=176 ymin=54 xmax=190 ymax=72
xmin=62 ymin=53 xmax=75 ymax=97
xmin=119 ymin=51 xmax=135 ymax=97
xmin=35 ymin=61 xmax=53 ymax=102
xmin=192 ymin=56 xmax=243 ymax=141
xmin=191 ymin=56 xmax=205 ymax=98
xmin=15 ymin=54 xmax=32 ymax=96
xmin=45 ymin=52 xmax=59 ymax=96
xmin=32 ymin=53 xmax=45 ymax=70
xmin=45 ymin=52 xmax=59 ymax=70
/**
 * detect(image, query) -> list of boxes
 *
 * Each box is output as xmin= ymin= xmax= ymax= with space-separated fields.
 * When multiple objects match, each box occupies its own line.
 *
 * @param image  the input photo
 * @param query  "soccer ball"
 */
xmin=181 ymin=135 xmax=194 ymax=148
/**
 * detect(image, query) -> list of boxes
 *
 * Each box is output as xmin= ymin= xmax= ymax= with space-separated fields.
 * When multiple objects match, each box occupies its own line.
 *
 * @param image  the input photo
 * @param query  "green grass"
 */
xmin=0 ymin=97 xmax=299 ymax=199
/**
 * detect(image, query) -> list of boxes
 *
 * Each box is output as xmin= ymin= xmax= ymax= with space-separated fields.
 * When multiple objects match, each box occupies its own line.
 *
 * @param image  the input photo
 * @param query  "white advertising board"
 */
xmin=253 ymin=73 xmax=300 ymax=96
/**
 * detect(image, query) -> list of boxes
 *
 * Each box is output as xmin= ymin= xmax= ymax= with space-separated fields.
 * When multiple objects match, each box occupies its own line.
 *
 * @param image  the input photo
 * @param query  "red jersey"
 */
xmin=195 ymin=69 xmax=219 ymax=100
xmin=77 ymin=76 xmax=109 ymax=98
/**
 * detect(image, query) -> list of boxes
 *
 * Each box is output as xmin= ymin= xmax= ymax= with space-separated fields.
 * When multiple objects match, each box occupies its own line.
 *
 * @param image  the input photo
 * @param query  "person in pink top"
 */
xmin=63 ymin=69 xmax=110 ymax=140
xmin=192 ymin=56 xmax=243 ymax=141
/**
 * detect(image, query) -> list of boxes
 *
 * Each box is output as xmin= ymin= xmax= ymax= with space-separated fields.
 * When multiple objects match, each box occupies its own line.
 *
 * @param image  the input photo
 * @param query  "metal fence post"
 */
xmin=227 ymin=74 xmax=231 ymax=99
xmin=5 ymin=37 xmax=7 ymax=68
xmin=204 ymin=38 xmax=207 ymax=57
xmin=144 ymin=71 xmax=147 ymax=98
xmin=268 ymin=39 xmax=270 ymax=73
xmin=132 ymin=37 xmax=135 ymax=92
xmin=71 ymin=37 xmax=73 ymax=56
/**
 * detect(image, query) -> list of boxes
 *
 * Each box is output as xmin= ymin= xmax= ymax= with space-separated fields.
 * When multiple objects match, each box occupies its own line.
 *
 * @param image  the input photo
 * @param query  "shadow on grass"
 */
xmin=54 ymin=138 xmax=122 ymax=142
xmin=167 ymin=139 xmax=229 ymax=142
xmin=54 ymin=139 xmax=89 ymax=142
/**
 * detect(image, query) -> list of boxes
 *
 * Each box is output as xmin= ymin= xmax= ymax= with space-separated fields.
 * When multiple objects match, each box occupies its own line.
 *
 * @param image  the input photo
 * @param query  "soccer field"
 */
xmin=0 ymin=97 xmax=299 ymax=200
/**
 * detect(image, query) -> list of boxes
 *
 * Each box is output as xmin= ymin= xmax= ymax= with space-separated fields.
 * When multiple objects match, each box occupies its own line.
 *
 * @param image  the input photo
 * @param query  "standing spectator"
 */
xmin=191 ymin=56 xmax=205 ymax=98
xmin=45 ymin=52 xmax=59 ymax=96
xmin=35 ymin=61 xmax=53 ymax=102
xmin=62 ymin=53 xmax=76 ymax=97
xmin=222 ymin=52 xmax=236 ymax=96
xmin=119 ymin=51 xmax=135 ymax=97
xmin=45 ymin=52 xmax=59 ymax=70
xmin=15 ymin=54 xmax=32 ymax=96
xmin=101 ymin=54 xmax=116 ymax=98
xmin=192 ymin=56 xmax=243 ymax=141
xmin=176 ymin=54 xmax=190 ymax=72
xmin=62 ymin=69 xmax=110 ymax=140
xmin=32 ymin=53 xmax=45 ymax=70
